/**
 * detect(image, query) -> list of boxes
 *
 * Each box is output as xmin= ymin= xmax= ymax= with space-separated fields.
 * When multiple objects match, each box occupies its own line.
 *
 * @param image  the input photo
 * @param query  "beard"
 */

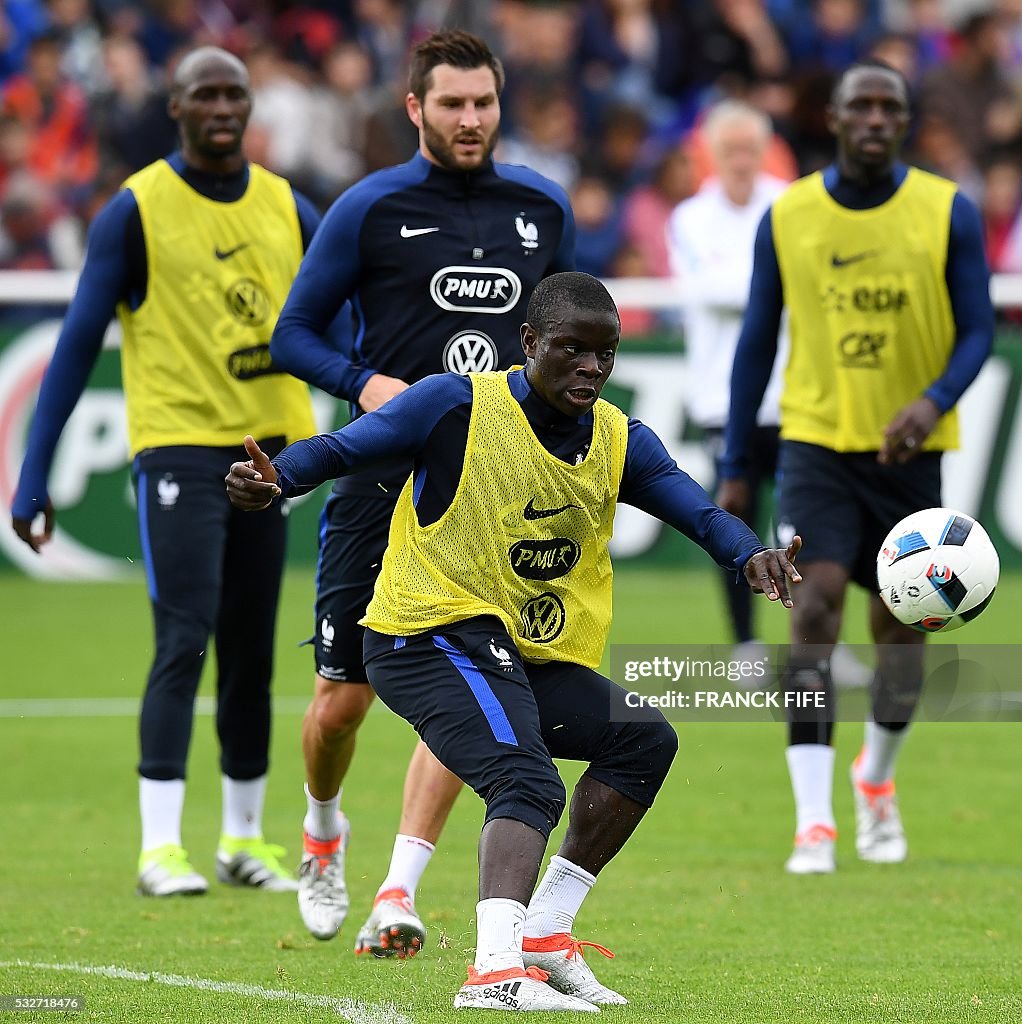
xmin=421 ymin=113 xmax=498 ymax=171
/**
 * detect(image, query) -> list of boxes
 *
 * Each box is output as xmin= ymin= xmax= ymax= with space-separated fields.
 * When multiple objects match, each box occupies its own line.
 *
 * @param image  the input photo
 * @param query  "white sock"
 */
xmin=857 ymin=720 xmax=909 ymax=785
xmin=524 ymin=855 xmax=596 ymax=937
xmin=785 ymin=744 xmax=836 ymax=835
xmin=377 ymin=834 xmax=435 ymax=901
xmin=303 ymin=783 xmax=343 ymax=841
xmin=221 ymin=774 xmax=266 ymax=839
xmin=475 ymin=898 xmax=526 ymax=974
xmin=140 ymin=777 xmax=185 ymax=852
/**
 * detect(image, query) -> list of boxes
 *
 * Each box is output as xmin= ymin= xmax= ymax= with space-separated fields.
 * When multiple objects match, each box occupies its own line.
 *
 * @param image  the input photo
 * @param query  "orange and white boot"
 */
xmin=851 ymin=753 xmax=907 ymax=863
xmin=522 ymin=933 xmax=627 ymax=1005
xmin=298 ymin=819 xmax=350 ymax=940
xmin=354 ymin=887 xmax=425 ymax=958
xmin=453 ymin=965 xmax=599 ymax=1012
xmin=785 ymin=823 xmax=837 ymax=874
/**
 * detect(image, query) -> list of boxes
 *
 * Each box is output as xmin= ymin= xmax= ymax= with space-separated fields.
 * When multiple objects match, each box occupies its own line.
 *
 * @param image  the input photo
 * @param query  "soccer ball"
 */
xmin=876 ymin=508 xmax=999 ymax=633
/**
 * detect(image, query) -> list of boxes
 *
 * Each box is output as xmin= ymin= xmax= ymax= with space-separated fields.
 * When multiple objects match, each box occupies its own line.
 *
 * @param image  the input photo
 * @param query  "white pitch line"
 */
xmin=0 ymin=960 xmax=414 ymax=1024
xmin=0 ymin=696 xmax=312 ymax=718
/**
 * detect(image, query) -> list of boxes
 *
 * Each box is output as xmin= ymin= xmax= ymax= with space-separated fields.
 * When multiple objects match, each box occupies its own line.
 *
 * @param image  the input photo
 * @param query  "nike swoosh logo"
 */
xmin=215 ymin=243 xmax=250 ymax=260
xmin=831 ymin=250 xmax=879 ymax=268
xmin=400 ymin=225 xmax=440 ymax=238
xmin=523 ymin=498 xmax=581 ymax=521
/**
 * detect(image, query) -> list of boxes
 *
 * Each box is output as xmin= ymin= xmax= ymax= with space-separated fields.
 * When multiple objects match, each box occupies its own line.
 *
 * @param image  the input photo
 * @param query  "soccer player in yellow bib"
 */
xmin=11 ymin=48 xmax=323 ymax=896
xmin=719 ymin=60 xmax=994 ymax=874
xmin=227 ymin=271 xmax=801 ymax=1012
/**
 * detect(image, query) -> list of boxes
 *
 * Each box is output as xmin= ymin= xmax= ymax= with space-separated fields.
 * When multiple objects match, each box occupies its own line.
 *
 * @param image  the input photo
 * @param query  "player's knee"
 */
xmin=311 ymin=683 xmax=374 ymax=738
xmin=483 ymin=761 xmax=566 ymax=839
xmin=627 ymin=717 xmax=678 ymax=798
xmin=646 ymin=717 xmax=679 ymax=778
xmin=148 ymin=611 xmax=210 ymax=692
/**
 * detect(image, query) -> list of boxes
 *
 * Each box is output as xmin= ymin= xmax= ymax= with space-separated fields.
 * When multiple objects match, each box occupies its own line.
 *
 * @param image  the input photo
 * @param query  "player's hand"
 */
xmin=744 ymin=535 xmax=802 ymax=608
xmin=878 ymin=397 xmax=941 ymax=465
xmin=716 ymin=478 xmax=750 ymax=519
xmin=358 ymin=373 xmax=409 ymax=413
xmin=225 ymin=435 xmax=281 ymax=510
xmin=11 ymin=499 xmax=55 ymax=553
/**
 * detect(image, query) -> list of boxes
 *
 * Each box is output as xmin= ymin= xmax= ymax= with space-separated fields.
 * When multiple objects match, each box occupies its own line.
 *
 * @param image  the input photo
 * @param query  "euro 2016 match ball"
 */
xmin=876 ymin=508 xmax=999 ymax=633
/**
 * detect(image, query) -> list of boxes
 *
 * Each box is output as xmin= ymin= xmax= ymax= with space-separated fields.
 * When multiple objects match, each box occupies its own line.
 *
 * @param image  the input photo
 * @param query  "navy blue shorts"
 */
xmin=312 ymin=492 xmax=396 ymax=682
xmin=364 ymin=616 xmax=678 ymax=838
xmin=776 ymin=440 xmax=942 ymax=591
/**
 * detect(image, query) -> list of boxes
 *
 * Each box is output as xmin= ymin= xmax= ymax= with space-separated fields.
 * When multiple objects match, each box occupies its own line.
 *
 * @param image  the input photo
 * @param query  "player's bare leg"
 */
xmin=356 ymin=740 xmax=462 ymax=958
xmin=454 ymin=819 xmax=596 ymax=1012
xmin=849 ymin=597 xmax=925 ymax=863
xmin=518 ymin=776 xmax=646 ymax=1005
xmin=298 ymin=678 xmax=373 ymax=939
xmin=783 ymin=559 xmax=846 ymax=874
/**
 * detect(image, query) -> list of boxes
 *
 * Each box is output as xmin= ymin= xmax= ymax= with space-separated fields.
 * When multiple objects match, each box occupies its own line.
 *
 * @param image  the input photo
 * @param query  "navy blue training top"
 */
xmin=270 ymin=151 xmax=575 ymax=497
xmin=720 ymin=162 xmax=994 ymax=478
xmin=12 ymin=154 xmax=322 ymax=522
xmin=273 ymin=369 xmax=767 ymax=575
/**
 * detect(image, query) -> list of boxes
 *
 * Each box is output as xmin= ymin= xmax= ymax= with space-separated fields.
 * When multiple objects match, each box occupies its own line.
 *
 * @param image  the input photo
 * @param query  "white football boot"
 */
xmin=215 ymin=836 xmax=299 ymax=891
xmin=354 ymin=887 xmax=426 ymax=958
xmin=453 ymin=966 xmax=599 ymax=1012
xmin=851 ymin=761 xmax=908 ymax=863
xmin=784 ymin=824 xmax=837 ymax=874
xmin=137 ymin=844 xmax=209 ymax=897
xmin=522 ymin=933 xmax=627 ymax=1005
xmin=298 ymin=818 xmax=351 ymax=939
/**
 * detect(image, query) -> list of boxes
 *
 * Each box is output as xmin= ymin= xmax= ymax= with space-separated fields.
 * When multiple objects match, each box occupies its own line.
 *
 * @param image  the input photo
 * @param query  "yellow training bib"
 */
xmin=363 ymin=372 xmax=629 ymax=667
xmin=118 ymin=160 xmax=316 ymax=455
xmin=771 ymin=167 xmax=958 ymax=452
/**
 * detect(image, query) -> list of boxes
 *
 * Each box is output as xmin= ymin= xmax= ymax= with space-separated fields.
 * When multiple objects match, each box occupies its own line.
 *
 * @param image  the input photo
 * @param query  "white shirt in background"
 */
xmin=666 ymin=174 xmax=789 ymax=430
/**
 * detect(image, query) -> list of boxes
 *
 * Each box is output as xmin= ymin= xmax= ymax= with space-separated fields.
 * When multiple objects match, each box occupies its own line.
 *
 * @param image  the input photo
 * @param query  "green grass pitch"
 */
xmin=1 ymin=567 xmax=1020 ymax=1023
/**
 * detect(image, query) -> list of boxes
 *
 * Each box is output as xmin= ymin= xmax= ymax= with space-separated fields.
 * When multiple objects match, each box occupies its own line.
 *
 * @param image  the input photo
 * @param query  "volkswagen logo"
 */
xmin=443 ymin=331 xmax=498 ymax=374
xmin=520 ymin=592 xmax=566 ymax=643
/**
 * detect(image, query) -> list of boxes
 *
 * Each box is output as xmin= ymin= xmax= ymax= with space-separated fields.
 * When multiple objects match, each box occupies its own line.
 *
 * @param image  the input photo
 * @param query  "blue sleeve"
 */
xmin=269 ymin=188 xmax=377 ymax=402
xmin=720 ymin=210 xmax=784 ymax=479
xmin=926 ymin=192 xmax=995 ymax=412
xmin=272 ymin=374 xmax=472 ymax=496
xmin=620 ymin=419 xmax=766 ymax=574
xmin=291 ymin=187 xmax=322 ymax=251
xmin=11 ymin=191 xmax=135 ymax=521
xmin=552 ymin=199 xmax=577 ymax=272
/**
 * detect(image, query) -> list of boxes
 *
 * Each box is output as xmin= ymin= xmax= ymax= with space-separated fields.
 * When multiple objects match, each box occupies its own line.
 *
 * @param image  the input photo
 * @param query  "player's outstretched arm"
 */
xmin=226 ymin=436 xmax=281 ymax=510
xmin=744 ymin=536 xmax=802 ymax=607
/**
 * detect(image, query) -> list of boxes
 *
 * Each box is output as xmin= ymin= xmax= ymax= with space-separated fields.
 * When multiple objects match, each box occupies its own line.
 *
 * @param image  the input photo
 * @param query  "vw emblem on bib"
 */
xmin=520 ymin=592 xmax=566 ymax=644
xmin=443 ymin=330 xmax=498 ymax=374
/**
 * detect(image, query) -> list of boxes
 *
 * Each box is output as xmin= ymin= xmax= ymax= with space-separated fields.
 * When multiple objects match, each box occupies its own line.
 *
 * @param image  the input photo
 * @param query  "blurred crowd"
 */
xmin=3 ymin=0 xmax=1022 ymax=290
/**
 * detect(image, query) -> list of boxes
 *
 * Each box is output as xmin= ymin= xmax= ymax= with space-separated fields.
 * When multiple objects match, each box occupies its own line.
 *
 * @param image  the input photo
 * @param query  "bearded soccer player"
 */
xmin=268 ymin=29 xmax=575 ymax=952
xmin=228 ymin=271 xmax=800 ymax=1011
xmin=719 ymin=60 xmax=993 ymax=873
xmin=11 ymin=48 xmax=320 ymax=895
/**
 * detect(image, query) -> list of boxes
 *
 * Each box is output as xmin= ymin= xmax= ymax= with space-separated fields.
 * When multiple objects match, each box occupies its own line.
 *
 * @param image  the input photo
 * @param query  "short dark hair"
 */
xmin=831 ymin=58 xmax=911 ymax=107
xmin=527 ymin=272 xmax=620 ymax=332
xmin=407 ymin=29 xmax=504 ymax=101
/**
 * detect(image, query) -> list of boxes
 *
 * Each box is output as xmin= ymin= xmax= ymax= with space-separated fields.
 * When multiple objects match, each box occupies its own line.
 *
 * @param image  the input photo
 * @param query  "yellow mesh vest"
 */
xmin=362 ymin=372 xmax=629 ymax=668
xmin=771 ymin=168 xmax=958 ymax=452
xmin=118 ymin=160 xmax=316 ymax=455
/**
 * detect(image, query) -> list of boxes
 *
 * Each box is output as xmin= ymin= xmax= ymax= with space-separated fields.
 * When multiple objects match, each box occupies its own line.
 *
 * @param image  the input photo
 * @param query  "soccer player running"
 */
xmin=267 ymin=30 xmax=575 ymax=953
xmin=10 ymin=48 xmax=321 ymax=896
xmin=719 ymin=60 xmax=994 ymax=874
xmin=228 ymin=271 xmax=801 ymax=1012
